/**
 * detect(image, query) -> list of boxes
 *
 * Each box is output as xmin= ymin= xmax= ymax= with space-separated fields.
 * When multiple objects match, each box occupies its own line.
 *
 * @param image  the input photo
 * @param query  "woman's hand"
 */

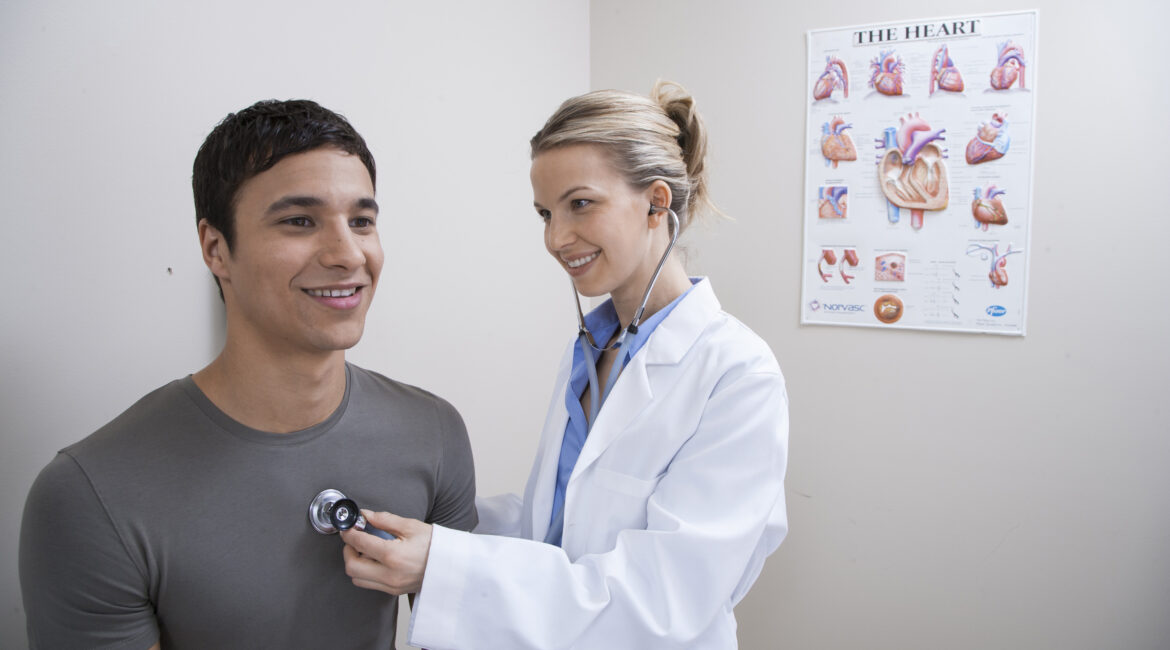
xmin=340 ymin=510 xmax=433 ymax=595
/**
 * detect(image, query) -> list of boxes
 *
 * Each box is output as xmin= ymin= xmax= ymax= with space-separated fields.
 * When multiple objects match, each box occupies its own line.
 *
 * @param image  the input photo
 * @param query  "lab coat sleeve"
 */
xmin=410 ymin=369 xmax=788 ymax=650
xmin=473 ymin=493 xmax=524 ymax=537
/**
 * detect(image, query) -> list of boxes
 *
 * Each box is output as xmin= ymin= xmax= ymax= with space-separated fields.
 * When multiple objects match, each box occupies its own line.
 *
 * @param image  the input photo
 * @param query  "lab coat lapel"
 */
xmin=568 ymin=354 xmax=654 ymax=482
xmin=567 ymin=279 xmax=721 ymax=486
xmin=529 ymin=354 xmax=572 ymax=541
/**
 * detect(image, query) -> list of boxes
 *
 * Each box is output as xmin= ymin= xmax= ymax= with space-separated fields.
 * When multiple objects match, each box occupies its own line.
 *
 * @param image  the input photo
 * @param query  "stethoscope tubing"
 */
xmin=574 ymin=206 xmax=680 ymax=430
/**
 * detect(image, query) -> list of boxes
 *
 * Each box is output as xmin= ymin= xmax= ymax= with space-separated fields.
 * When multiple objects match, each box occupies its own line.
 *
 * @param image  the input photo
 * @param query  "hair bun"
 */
xmin=651 ymin=80 xmax=712 ymax=221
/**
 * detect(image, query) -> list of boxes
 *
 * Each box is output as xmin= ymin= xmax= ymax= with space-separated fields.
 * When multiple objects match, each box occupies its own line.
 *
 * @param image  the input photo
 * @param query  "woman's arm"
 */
xmin=344 ymin=369 xmax=788 ymax=649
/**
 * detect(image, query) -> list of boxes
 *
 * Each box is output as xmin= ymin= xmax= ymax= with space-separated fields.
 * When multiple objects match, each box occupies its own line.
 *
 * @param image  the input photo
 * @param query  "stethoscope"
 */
xmin=574 ymin=205 xmax=679 ymax=429
xmin=307 ymin=489 xmax=396 ymax=540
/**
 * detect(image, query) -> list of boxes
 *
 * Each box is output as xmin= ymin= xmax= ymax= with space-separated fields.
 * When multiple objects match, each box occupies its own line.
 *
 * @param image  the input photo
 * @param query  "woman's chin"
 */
xmin=570 ymin=277 xmax=611 ymax=299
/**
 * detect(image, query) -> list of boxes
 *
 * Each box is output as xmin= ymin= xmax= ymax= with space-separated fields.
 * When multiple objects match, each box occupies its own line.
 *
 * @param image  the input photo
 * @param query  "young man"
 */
xmin=19 ymin=100 xmax=477 ymax=648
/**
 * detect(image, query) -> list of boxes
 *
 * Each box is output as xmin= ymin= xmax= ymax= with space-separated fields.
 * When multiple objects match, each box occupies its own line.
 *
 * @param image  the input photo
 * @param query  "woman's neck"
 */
xmin=610 ymin=257 xmax=691 ymax=330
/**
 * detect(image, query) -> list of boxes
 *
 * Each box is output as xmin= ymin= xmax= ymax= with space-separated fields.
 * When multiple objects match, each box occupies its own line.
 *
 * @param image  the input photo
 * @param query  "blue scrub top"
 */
xmin=546 ymin=278 xmax=699 ymax=546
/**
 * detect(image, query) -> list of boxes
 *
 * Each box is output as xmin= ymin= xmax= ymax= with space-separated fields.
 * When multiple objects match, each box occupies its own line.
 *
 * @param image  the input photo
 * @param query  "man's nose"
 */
xmin=319 ymin=220 xmax=365 ymax=269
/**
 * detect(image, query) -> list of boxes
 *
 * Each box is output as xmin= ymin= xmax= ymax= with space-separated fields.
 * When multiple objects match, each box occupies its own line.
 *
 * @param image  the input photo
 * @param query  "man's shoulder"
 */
xmin=64 ymin=376 xmax=196 ymax=459
xmin=346 ymin=363 xmax=461 ymax=419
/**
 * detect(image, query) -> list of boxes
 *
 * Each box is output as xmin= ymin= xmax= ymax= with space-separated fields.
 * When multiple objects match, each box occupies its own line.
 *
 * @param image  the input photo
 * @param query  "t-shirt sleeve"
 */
xmin=425 ymin=401 xmax=478 ymax=532
xmin=19 ymin=452 xmax=159 ymax=649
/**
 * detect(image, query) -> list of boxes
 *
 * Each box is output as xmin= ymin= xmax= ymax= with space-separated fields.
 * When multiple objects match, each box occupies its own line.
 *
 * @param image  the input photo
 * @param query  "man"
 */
xmin=19 ymin=100 xmax=477 ymax=648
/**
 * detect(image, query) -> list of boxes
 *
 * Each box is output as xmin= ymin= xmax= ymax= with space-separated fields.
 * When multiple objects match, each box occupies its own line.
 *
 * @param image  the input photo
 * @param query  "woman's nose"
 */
xmin=545 ymin=212 xmax=575 ymax=251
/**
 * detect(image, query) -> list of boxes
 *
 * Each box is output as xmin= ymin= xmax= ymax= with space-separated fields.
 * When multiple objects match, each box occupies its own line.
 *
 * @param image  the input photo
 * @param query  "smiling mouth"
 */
xmin=304 ymin=288 xmax=358 ymax=298
xmin=566 ymin=253 xmax=598 ymax=268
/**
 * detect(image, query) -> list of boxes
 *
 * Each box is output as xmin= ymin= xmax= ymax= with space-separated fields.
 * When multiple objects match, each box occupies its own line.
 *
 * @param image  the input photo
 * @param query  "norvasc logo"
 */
xmin=986 ymin=305 xmax=1007 ymax=317
xmin=822 ymin=302 xmax=866 ymax=313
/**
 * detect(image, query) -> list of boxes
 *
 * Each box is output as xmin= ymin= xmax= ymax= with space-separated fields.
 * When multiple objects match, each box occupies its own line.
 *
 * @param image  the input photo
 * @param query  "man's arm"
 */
xmin=20 ymin=453 xmax=159 ymax=649
xmin=425 ymin=400 xmax=478 ymax=531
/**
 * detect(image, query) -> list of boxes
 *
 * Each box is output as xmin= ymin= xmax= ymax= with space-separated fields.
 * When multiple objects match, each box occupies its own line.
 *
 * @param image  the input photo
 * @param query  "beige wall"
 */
xmin=590 ymin=1 xmax=1170 ymax=648
xmin=4 ymin=1 xmax=1169 ymax=648
xmin=0 ymin=1 xmax=586 ymax=647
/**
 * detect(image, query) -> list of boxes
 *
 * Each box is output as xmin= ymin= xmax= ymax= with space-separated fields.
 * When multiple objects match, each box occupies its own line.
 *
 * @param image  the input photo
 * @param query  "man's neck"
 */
xmin=192 ymin=340 xmax=348 ymax=434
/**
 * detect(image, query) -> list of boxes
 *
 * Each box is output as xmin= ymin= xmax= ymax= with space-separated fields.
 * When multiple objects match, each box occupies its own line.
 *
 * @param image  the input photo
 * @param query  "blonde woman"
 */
xmin=342 ymin=81 xmax=789 ymax=649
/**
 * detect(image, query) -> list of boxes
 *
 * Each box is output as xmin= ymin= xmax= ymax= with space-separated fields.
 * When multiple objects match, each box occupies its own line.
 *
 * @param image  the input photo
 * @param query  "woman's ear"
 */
xmin=647 ymin=181 xmax=673 ymax=229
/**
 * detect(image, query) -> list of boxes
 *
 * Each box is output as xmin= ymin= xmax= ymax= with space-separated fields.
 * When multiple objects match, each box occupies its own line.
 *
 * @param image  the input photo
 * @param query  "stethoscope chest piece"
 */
xmin=308 ymin=488 xmax=396 ymax=540
xmin=308 ymin=488 xmax=347 ymax=534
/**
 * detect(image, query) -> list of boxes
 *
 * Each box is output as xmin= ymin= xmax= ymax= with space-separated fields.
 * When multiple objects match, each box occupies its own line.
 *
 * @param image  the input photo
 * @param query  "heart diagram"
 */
xmin=875 ymin=113 xmax=949 ymax=230
xmin=930 ymin=44 xmax=964 ymax=95
xmin=971 ymin=184 xmax=1008 ymax=230
xmin=818 ymin=186 xmax=848 ymax=219
xmin=965 ymin=112 xmax=1010 ymax=164
xmin=990 ymin=40 xmax=1026 ymax=90
xmin=821 ymin=116 xmax=857 ymax=169
xmin=813 ymin=56 xmax=849 ymax=101
xmin=966 ymin=242 xmax=1022 ymax=288
xmin=869 ymin=49 xmax=905 ymax=96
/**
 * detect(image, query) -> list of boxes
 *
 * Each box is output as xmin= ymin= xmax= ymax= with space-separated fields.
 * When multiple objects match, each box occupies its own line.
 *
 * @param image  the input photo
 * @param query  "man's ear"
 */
xmin=198 ymin=219 xmax=231 ymax=282
xmin=646 ymin=181 xmax=673 ymax=230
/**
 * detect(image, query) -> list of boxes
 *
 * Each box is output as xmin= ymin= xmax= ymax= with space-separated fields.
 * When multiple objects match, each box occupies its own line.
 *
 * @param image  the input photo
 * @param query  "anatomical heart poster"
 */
xmin=801 ymin=10 xmax=1036 ymax=335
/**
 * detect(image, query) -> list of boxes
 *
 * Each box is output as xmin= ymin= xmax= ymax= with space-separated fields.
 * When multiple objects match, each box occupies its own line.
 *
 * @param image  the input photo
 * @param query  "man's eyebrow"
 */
xmin=265 ymin=195 xmax=379 ymax=215
xmin=355 ymin=197 xmax=379 ymax=214
xmin=266 ymin=195 xmax=325 ymax=215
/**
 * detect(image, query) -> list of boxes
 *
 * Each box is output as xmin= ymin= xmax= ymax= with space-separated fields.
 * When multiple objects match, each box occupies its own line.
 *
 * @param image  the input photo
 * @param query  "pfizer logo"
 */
xmin=986 ymin=305 xmax=1007 ymax=317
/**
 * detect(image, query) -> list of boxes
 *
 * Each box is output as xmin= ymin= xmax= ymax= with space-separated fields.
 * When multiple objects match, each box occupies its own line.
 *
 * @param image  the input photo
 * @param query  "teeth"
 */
xmin=306 ymin=288 xmax=357 ymax=298
xmin=567 ymin=253 xmax=598 ymax=269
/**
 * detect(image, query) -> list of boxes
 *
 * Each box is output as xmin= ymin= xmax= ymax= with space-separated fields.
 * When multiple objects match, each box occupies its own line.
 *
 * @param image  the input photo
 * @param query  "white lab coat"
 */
xmin=410 ymin=278 xmax=788 ymax=649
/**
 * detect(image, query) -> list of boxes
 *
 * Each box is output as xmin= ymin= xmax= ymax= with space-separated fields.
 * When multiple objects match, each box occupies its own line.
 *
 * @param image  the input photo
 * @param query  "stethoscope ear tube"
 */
xmin=574 ymin=206 xmax=681 ymax=430
xmin=307 ymin=489 xmax=395 ymax=540
xmin=572 ymin=206 xmax=681 ymax=349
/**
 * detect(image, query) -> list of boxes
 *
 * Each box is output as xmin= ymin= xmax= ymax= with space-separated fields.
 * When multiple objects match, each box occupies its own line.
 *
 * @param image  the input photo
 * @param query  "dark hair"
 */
xmin=192 ymin=99 xmax=376 ymax=251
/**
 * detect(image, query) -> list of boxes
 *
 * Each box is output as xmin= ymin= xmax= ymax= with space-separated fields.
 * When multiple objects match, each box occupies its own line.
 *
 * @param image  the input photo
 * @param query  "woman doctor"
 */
xmin=341 ymin=81 xmax=788 ymax=649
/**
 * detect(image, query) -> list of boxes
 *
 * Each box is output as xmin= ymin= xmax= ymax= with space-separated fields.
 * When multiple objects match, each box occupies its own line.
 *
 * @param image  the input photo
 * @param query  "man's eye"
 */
xmin=283 ymin=216 xmax=313 ymax=227
xmin=351 ymin=216 xmax=376 ymax=228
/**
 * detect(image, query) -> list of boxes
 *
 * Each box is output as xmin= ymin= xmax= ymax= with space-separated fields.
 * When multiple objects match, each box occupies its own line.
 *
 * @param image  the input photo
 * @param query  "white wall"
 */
xmin=0 ymin=1 xmax=586 ymax=647
xmin=591 ymin=1 xmax=1170 ymax=648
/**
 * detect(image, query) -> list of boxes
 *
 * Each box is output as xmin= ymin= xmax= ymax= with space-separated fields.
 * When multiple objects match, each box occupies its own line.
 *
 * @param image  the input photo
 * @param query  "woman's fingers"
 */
xmin=339 ymin=511 xmax=433 ymax=595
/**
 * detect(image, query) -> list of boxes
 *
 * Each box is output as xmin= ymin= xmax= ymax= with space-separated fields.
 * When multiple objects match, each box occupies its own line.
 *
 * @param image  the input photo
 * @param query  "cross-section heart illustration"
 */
xmin=818 ymin=186 xmax=848 ymax=219
xmin=874 ymin=252 xmax=906 ymax=281
xmin=874 ymin=113 xmax=949 ymax=230
xmin=990 ymin=40 xmax=1026 ymax=90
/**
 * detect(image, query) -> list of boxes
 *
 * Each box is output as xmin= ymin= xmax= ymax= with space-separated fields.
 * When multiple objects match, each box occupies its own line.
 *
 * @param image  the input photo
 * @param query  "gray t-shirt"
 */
xmin=20 ymin=363 xmax=477 ymax=649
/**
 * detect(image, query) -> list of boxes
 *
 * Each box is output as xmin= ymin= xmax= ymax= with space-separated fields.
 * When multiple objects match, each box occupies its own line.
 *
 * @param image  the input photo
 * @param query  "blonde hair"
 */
xmin=530 ymin=80 xmax=716 ymax=233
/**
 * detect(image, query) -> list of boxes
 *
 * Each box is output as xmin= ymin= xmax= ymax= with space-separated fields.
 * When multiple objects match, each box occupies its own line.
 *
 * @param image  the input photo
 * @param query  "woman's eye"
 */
xmin=570 ymin=199 xmax=591 ymax=209
xmin=536 ymin=209 xmax=551 ymax=221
